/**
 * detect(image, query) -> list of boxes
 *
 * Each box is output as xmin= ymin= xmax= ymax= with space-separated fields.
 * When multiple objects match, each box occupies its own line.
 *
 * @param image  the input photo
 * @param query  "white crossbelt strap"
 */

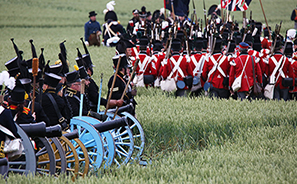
xmin=133 ymin=47 xmax=139 ymax=59
xmin=168 ymin=56 xmax=184 ymax=79
xmin=208 ymin=55 xmax=227 ymax=79
xmin=270 ymin=56 xmax=285 ymax=83
xmin=191 ymin=55 xmax=206 ymax=75
xmin=138 ymin=55 xmax=150 ymax=73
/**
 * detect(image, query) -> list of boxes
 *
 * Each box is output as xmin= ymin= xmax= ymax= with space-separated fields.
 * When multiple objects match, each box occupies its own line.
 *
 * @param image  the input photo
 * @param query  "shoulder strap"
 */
xmin=45 ymin=93 xmax=65 ymax=123
xmin=0 ymin=124 xmax=16 ymax=139
xmin=251 ymin=56 xmax=257 ymax=84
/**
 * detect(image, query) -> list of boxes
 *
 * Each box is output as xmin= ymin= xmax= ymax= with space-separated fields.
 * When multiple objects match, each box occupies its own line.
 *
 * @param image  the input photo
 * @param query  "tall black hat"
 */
xmin=48 ymin=64 xmax=63 ymax=76
xmin=89 ymin=11 xmax=97 ymax=17
xmin=213 ymin=37 xmax=222 ymax=52
xmin=19 ymin=78 xmax=32 ymax=94
xmin=112 ymin=54 xmax=129 ymax=69
xmin=66 ymin=70 xmax=81 ymax=85
xmin=140 ymin=6 xmax=147 ymax=18
xmin=139 ymin=36 xmax=149 ymax=46
xmin=78 ymin=66 xmax=91 ymax=80
xmin=171 ymin=38 xmax=181 ymax=51
xmin=82 ymin=54 xmax=94 ymax=69
xmin=115 ymin=40 xmax=127 ymax=54
xmin=208 ymin=5 xmax=221 ymax=16
xmin=44 ymin=73 xmax=61 ymax=88
xmin=263 ymin=26 xmax=271 ymax=38
xmin=152 ymin=10 xmax=161 ymax=22
xmin=104 ymin=11 xmax=118 ymax=21
xmin=5 ymin=57 xmax=19 ymax=71
xmin=10 ymin=85 xmax=25 ymax=104
xmin=227 ymin=40 xmax=236 ymax=53
xmin=284 ymin=42 xmax=293 ymax=56
xmin=153 ymin=40 xmax=163 ymax=51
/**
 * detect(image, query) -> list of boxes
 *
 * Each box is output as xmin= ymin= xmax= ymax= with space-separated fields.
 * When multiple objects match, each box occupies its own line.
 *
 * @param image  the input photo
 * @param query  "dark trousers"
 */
xmin=210 ymin=87 xmax=230 ymax=99
xmin=274 ymin=85 xmax=289 ymax=101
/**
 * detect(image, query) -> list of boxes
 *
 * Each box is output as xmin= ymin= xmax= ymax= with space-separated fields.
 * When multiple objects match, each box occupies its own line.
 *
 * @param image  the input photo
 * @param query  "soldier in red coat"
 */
xmin=266 ymin=39 xmax=295 ymax=101
xmin=150 ymin=40 xmax=165 ymax=87
xmin=163 ymin=38 xmax=193 ymax=96
xmin=189 ymin=38 xmax=206 ymax=96
xmin=201 ymin=38 xmax=231 ymax=99
xmin=229 ymin=42 xmax=263 ymax=100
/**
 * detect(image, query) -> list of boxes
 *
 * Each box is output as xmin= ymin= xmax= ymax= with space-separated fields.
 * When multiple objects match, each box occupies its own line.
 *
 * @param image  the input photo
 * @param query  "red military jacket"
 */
xmin=134 ymin=52 xmax=156 ymax=76
xmin=248 ymin=49 xmax=267 ymax=76
xmin=189 ymin=52 xmax=206 ymax=77
xmin=266 ymin=52 xmax=295 ymax=89
xmin=229 ymin=53 xmax=263 ymax=92
xmin=201 ymin=52 xmax=230 ymax=89
xmin=164 ymin=53 xmax=193 ymax=81
xmin=151 ymin=51 xmax=165 ymax=77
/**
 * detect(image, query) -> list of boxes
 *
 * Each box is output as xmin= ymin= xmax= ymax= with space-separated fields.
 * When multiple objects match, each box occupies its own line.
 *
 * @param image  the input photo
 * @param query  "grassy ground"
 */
xmin=1 ymin=0 xmax=297 ymax=183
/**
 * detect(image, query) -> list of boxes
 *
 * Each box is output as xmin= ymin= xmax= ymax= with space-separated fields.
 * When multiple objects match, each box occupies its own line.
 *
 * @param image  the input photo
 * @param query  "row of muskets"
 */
xmin=0 ymin=37 xmax=146 ymax=179
xmin=136 ymin=0 xmax=286 ymax=58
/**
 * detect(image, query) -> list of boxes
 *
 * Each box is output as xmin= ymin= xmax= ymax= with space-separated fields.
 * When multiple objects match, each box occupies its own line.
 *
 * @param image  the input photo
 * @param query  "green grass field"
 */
xmin=1 ymin=0 xmax=297 ymax=183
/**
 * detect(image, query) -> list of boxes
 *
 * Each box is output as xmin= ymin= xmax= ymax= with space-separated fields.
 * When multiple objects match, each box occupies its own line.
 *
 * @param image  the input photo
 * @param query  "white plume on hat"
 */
xmin=103 ymin=1 xmax=116 ymax=14
xmin=0 ymin=71 xmax=10 ymax=86
xmin=5 ymin=77 xmax=16 ymax=90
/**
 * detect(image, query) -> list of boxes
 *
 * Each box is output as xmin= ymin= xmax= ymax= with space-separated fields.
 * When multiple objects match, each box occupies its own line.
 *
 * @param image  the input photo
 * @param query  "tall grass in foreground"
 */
xmin=136 ymin=87 xmax=297 ymax=157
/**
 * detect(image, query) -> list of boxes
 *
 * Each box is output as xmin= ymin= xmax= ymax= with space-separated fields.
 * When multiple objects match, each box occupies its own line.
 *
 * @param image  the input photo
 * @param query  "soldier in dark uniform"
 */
xmin=107 ymin=54 xmax=137 ymax=114
xmin=65 ymin=70 xmax=108 ymax=121
xmin=102 ymin=10 xmax=124 ymax=47
xmin=0 ymin=104 xmax=18 ymax=159
xmin=127 ymin=9 xmax=140 ymax=36
xmin=39 ymin=73 xmax=69 ymax=128
xmin=8 ymin=85 xmax=35 ymax=124
xmin=84 ymin=11 xmax=102 ymax=46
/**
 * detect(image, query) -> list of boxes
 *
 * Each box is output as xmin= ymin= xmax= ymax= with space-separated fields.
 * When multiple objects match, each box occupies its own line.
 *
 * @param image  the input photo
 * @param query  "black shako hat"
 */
xmin=66 ymin=70 xmax=81 ymax=85
xmin=171 ymin=38 xmax=181 ymax=51
xmin=89 ymin=11 xmax=97 ymax=18
xmin=10 ymin=85 xmax=25 ymax=104
xmin=5 ymin=57 xmax=19 ymax=71
xmin=104 ymin=11 xmax=118 ymax=22
xmin=153 ymin=40 xmax=163 ymax=51
xmin=79 ymin=66 xmax=91 ymax=80
xmin=44 ymin=72 xmax=62 ymax=88
xmin=19 ymin=78 xmax=32 ymax=94
xmin=112 ymin=54 xmax=129 ymax=70
xmin=48 ymin=64 xmax=63 ymax=77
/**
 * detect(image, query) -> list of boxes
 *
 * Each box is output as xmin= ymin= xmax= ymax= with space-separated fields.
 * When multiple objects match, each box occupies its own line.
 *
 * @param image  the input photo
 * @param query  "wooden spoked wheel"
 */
xmin=59 ymin=136 xmax=79 ymax=180
xmin=35 ymin=137 xmax=56 ymax=176
xmin=48 ymin=137 xmax=67 ymax=176
xmin=71 ymin=138 xmax=89 ymax=177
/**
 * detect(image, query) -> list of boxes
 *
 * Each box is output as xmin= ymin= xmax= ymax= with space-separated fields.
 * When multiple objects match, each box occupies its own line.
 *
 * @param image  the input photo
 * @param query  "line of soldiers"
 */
xmin=112 ymin=5 xmax=297 ymax=101
xmin=1 ymin=38 xmax=130 ymax=134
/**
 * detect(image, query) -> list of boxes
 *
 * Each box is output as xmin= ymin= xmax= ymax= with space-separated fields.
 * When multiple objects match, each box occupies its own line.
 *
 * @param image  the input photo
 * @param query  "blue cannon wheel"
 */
xmin=8 ymin=124 xmax=36 ymax=175
xmin=120 ymin=112 xmax=145 ymax=163
xmin=100 ymin=112 xmax=134 ymax=167
xmin=70 ymin=118 xmax=104 ymax=169
xmin=75 ymin=116 xmax=115 ymax=169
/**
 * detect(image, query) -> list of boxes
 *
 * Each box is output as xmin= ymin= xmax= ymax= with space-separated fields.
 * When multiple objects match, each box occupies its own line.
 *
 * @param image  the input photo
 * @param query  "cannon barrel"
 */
xmin=108 ymin=103 xmax=134 ymax=115
xmin=93 ymin=117 xmax=127 ymax=133
xmin=45 ymin=124 xmax=62 ymax=138
xmin=63 ymin=129 xmax=79 ymax=140
xmin=0 ymin=158 xmax=8 ymax=166
xmin=19 ymin=122 xmax=46 ymax=137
